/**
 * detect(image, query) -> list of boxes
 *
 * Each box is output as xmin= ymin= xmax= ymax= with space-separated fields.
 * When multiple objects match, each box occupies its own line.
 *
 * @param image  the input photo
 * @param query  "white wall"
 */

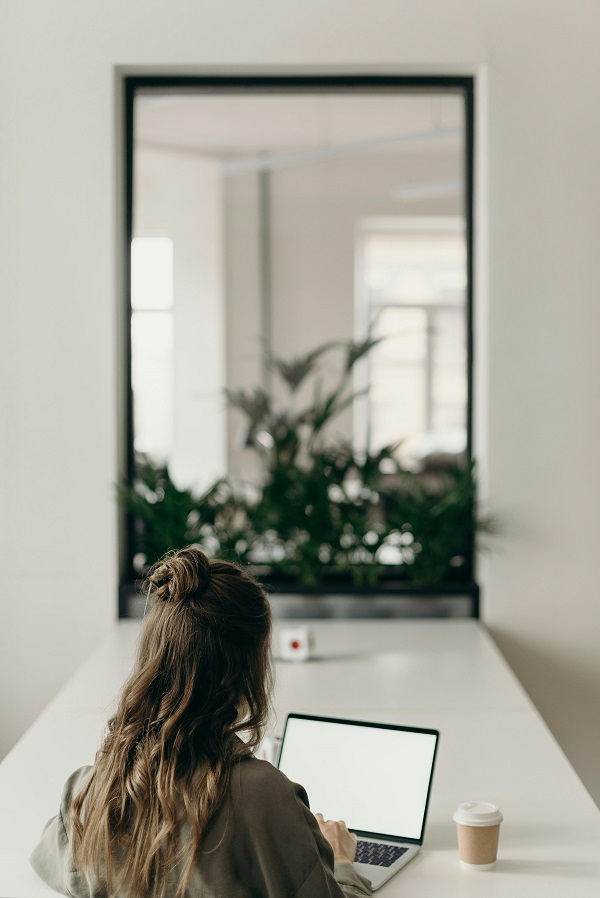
xmin=1 ymin=0 xmax=599 ymax=805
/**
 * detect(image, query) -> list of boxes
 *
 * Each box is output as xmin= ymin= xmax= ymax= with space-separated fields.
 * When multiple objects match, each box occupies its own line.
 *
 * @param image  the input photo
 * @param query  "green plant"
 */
xmin=381 ymin=463 xmax=481 ymax=586
xmin=118 ymin=459 xmax=203 ymax=566
xmin=121 ymin=339 xmax=488 ymax=587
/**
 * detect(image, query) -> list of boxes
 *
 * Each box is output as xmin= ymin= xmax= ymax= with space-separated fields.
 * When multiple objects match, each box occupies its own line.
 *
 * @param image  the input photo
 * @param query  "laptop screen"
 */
xmin=277 ymin=714 xmax=439 ymax=842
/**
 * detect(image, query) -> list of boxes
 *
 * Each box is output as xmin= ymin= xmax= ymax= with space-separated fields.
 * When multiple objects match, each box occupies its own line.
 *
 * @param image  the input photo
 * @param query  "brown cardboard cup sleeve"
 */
xmin=453 ymin=801 xmax=503 ymax=870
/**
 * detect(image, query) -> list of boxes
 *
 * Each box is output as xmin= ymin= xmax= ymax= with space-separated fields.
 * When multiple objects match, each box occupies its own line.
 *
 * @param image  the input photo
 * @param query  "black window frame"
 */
xmin=119 ymin=73 xmax=476 ymax=617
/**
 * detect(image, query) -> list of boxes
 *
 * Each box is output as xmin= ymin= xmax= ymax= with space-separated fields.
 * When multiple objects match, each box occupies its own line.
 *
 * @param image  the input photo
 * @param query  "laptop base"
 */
xmin=354 ymin=842 xmax=420 ymax=891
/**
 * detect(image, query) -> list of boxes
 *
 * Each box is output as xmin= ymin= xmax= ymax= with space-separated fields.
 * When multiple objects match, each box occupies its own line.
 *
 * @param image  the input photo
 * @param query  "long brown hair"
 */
xmin=70 ymin=547 xmax=273 ymax=898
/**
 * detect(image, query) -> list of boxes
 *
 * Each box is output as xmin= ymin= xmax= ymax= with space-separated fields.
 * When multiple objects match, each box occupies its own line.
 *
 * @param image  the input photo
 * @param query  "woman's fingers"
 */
xmin=314 ymin=814 xmax=358 ymax=864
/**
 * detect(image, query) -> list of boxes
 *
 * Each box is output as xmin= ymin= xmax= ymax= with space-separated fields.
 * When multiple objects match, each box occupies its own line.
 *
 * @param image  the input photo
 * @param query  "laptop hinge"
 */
xmin=351 ymin=831 xmax=421 ymax=846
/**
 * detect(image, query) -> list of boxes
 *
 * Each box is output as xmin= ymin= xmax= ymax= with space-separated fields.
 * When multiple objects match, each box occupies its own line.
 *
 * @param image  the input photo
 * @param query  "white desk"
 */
xmin=1 ymin=620 xmax=599 ymax=896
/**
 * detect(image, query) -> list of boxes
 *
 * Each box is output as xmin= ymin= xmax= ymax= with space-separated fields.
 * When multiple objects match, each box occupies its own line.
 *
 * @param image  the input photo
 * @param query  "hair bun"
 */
xmin=147 ymin=547 xmax=210 ymax=604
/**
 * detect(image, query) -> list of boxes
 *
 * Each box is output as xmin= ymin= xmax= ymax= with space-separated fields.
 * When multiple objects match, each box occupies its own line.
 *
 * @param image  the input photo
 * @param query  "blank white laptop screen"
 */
xmin=278 ymin=715 xmax=438 ymax=840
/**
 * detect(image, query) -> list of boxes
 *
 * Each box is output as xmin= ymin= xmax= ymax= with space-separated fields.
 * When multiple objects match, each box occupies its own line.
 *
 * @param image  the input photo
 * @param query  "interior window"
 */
xmin=130 ymin=236 xmax=174 ymax=461
xmin=354 ymin=219 xmax=467 ymax=469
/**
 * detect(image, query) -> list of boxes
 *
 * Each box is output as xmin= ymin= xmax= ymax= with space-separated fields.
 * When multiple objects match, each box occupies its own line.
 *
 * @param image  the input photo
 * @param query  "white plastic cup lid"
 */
xmin=453 ymin=801 xmax=503 ymax=827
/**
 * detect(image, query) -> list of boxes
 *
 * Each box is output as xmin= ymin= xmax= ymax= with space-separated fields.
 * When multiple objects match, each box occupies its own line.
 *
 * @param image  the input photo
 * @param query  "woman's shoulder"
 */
xmin=58 ymin=766 xmax=93 ymax=817
xmin=227 ymin=757 xmax=320 ymax=862
xmin=235 ymin=756 xmax=308 ymax=810
xmin=237 ymin=755 xmax=297 ymax=790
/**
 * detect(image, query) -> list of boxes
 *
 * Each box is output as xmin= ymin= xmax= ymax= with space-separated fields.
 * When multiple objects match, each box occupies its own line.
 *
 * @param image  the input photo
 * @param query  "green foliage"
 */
xmin=121 ymin=339 xmax=487 ymax=586
xmin=382 ymin=463 xmax=480 ymax=586
xmin=118 ymin=459 xmax=203 ymax=564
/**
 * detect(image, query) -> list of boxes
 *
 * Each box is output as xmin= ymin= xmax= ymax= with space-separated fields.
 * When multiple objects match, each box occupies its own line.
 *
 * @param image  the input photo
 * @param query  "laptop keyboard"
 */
xmin=355 ymin=840 xmax=409 ymax=867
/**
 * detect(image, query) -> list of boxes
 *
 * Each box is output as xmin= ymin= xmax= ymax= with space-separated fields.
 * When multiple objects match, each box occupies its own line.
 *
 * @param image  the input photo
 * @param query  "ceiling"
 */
xmin=134 ymin=90 xmax=464 ymax=161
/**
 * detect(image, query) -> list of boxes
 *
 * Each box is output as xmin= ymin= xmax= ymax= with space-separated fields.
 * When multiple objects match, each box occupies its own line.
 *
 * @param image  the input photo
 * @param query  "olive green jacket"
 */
xmin=30 ymin=759 xmax=372 ymax=898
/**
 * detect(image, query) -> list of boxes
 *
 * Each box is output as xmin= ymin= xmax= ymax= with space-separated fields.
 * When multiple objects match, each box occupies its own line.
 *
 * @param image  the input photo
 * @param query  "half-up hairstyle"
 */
xmin=70 ymin=547 xmax=273 ymax=898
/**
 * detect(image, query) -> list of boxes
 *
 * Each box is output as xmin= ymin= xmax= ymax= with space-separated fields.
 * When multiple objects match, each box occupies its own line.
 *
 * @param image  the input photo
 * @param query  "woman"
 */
xmin=30 ymin=547 xmax=372 ymax=898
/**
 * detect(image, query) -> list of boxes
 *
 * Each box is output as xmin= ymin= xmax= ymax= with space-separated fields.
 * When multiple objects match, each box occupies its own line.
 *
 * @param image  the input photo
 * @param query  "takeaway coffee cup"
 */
xmin=453 ymin=802 xmax=503 ymax=869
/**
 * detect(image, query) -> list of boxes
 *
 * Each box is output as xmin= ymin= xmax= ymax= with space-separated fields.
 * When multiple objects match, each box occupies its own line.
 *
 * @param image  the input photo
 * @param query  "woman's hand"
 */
xmin=315 ymin=813 xmax=358 ymax=865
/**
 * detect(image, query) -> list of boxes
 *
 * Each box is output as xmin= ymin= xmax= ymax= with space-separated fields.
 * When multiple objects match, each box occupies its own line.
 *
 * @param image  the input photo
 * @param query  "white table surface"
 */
xmin=1 ymin=619 xmax=599 ymax=896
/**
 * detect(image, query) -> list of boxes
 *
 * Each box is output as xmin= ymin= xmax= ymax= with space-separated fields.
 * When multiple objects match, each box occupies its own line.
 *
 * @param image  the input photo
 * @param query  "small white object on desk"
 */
xmin=278 ymin=625 xmax=312 ymax=661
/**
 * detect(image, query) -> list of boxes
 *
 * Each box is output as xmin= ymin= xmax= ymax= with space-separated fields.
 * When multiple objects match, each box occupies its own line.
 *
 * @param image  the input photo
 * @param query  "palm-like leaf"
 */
xmin=299 ymin=387 xmax=368 ymax=434
xmin=225 ymin=387 xmax=271 ymax=428
xmin=343 ymin=335 xmax=382 ymax=372
xmin=267 ymin=342 xmax=337 ymax=392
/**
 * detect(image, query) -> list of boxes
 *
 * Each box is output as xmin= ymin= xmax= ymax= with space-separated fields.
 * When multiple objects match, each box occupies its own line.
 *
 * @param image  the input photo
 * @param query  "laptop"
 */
xmin=277 ymin=713 xmax=439 ymax=891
